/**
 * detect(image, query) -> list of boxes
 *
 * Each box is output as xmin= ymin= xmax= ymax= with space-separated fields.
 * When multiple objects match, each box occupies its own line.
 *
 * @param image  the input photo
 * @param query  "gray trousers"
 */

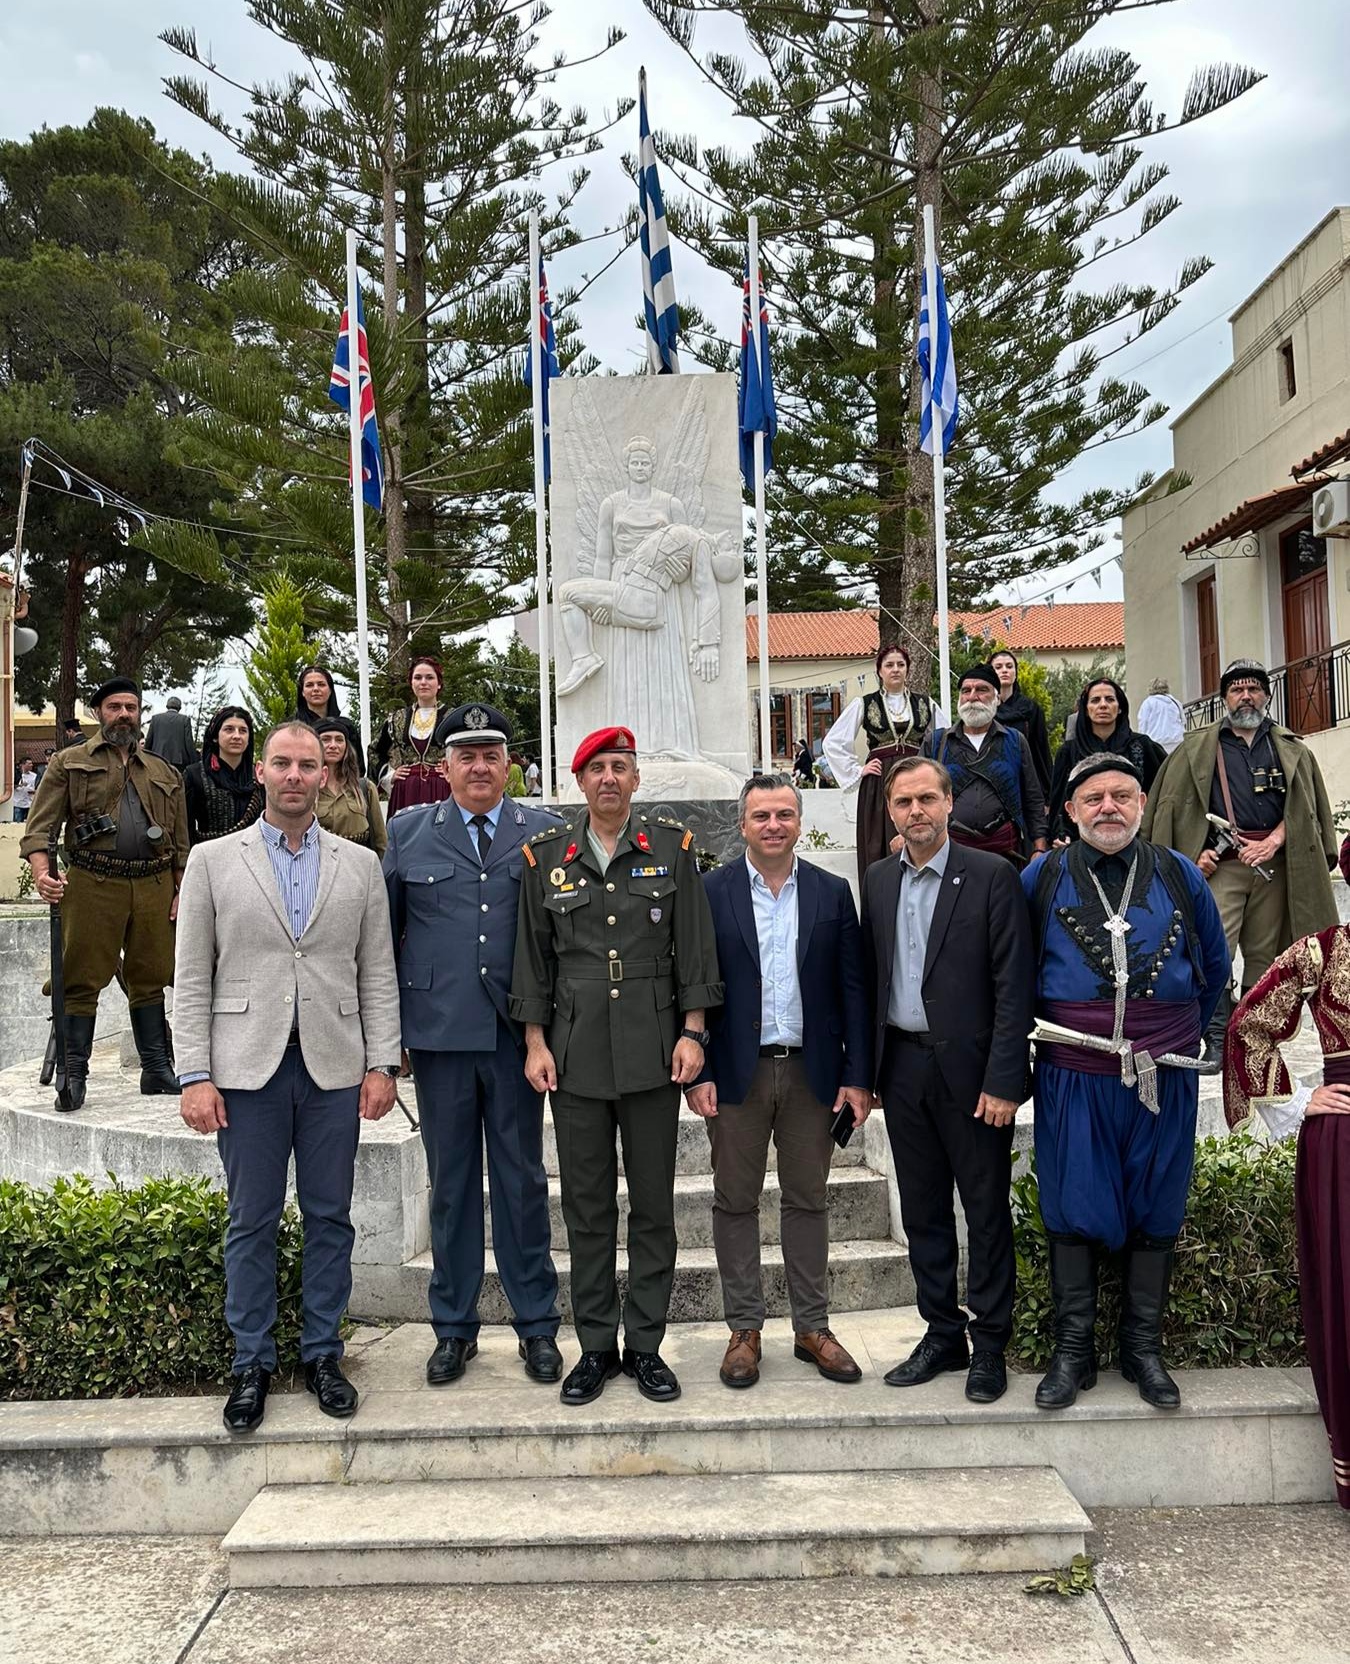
xmin=706 ymin=1055 xmax=833 ymax=1333
xmin=217 ymin=1042 xmax=360 ymax=1373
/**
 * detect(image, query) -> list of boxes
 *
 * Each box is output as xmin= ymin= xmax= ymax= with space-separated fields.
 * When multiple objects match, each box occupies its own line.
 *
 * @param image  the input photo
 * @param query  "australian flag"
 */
xmin=738 ymin=262 xmax=777 ymax=490
xmin=329 ymin=287 xmax=384 ymax=511
xmin=523 ymin=253 xmax=559 ymax=483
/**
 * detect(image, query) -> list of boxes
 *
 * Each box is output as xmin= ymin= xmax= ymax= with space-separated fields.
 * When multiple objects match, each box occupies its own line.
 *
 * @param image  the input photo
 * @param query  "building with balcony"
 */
xmin=1122 ymin=207 xmax=1350 ymax=793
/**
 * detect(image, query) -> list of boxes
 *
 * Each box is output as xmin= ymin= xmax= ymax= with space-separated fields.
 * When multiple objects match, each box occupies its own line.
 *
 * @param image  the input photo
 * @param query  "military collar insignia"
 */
xmin=636 ymin=829 xmax=652 ymax=853
xmin=563 ymin=840 xmax=579 ymax=865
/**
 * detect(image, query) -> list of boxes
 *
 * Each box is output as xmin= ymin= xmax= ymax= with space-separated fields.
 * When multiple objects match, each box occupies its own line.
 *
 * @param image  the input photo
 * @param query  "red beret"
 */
xmin=571 ymin=726 xmax=637 ymax=773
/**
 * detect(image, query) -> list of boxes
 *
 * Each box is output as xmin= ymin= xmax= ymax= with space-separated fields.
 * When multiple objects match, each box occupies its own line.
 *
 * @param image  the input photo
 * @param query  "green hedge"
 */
xmin=1010 ymin=1133 xmax=1304 ymax=1370
xmin=0 ymin=1174 xmax=304 ymax=1399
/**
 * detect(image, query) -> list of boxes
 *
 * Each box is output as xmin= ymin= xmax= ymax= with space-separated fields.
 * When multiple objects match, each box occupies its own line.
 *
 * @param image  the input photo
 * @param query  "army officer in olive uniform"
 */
xmin=511 ymin=726 xmax=723 ymax=1407
xmin=22 ymin=677 xmax=188 ymax=1110
xmin=384 ymin=702 xmax=563 ymax=1387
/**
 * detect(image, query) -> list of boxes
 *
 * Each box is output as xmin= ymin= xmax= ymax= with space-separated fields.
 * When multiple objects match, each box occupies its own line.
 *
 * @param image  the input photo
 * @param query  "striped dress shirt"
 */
xmin=259 ymin=815 xmax=322 ymax=940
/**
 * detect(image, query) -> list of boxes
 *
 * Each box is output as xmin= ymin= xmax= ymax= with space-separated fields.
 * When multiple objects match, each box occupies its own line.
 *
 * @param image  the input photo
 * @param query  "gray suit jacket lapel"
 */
xmin=302 ymin=834 xmax=342 ymax=937
xmin=241 ymin=832 xmax=294 ymax=939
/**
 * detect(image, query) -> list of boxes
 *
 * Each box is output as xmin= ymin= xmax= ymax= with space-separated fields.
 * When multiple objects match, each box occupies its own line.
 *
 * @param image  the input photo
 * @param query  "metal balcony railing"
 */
xmin=1183 ymin=640 xmax=1350 ymax=735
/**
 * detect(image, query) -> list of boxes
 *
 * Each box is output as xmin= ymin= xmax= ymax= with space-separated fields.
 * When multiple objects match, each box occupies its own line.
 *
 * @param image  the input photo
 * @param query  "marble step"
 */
xmin=351 ymin=1237 xmax=914 ymax=1327
xmin=223 ymin=1466 xmax=1090 ymax=1587
xmin=482 ymin=1165 xmax=891 ymax=1250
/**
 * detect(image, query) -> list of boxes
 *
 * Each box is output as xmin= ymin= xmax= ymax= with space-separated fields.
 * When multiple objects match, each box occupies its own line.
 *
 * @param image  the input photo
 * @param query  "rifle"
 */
xmin=1205 ymin=814 xmax=1273 ymax=883
xmin=40 ymin=832 xmax=75 ymax=1111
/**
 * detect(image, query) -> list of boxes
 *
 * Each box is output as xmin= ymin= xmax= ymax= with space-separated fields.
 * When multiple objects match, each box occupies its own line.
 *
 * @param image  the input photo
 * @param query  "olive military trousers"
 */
xmin=551 ymin=1084 xmax=681 ymax=1354
xmin=60 ymin=866 xmax=176 ymax=1015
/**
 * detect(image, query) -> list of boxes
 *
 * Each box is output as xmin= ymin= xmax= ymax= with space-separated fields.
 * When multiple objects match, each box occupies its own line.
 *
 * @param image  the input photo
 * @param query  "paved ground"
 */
xmin=2 ymin=1505 xmax=1347 ymax=1664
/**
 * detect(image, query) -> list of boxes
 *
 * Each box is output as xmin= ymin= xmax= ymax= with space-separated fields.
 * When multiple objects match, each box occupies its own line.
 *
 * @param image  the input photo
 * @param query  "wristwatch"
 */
xmin=371 ymin=1064 xmax=401 ymax=1078
xmin=680 ymin=1028 xmax=711 ymax=1048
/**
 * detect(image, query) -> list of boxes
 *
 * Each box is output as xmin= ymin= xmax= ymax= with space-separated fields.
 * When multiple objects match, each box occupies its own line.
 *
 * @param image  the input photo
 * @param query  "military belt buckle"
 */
xmin=609 ymin=959 xmax=624 ymax=982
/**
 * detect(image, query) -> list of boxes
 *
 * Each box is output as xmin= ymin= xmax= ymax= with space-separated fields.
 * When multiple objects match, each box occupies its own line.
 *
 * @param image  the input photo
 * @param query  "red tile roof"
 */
xmin=1182 ymin=480 xmax=1325 ymax=554
xmin=746 ymin=602 xmax=1124 ymax=661
xmin=1293 ymin=431 xmax=1350 ymax=478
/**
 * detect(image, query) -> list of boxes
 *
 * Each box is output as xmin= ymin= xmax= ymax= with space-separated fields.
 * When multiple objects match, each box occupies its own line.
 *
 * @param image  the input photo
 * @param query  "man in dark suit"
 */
xmin=688 ymin=774 xmax=873 ymax=1388
xmin=383 ymin=702 xmax=563 ymax=1387
xmin=861 ymin=754 xmax=1034 ymax=1404
xmin=143 ymin=696 xmax=199 ymax=772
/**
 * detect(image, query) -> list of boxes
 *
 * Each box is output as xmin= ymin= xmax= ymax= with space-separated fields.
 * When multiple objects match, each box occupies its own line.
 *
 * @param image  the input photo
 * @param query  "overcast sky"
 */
xmin=3 ymin=0 xmax=1347 ymax=634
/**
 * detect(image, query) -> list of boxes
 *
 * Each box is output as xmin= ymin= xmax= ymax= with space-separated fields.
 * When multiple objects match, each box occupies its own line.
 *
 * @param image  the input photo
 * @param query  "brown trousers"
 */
xmin=1209 ymin=851 xmax=1289 ymax=990
xmin=60 ymin=865 xmax=176 ymax=1014
xmin=706 ymin=1055 xmax=833 ymax=1332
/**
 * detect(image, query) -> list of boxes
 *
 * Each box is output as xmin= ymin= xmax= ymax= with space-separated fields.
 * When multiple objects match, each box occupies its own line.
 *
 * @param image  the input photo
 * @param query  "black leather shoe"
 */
xmin=519 ymin=1334 xmax=563 ymax=1383
xmin=223 ymin=1364 xmax=270 ymax=1434
xmin=304 ymin=1355 xmax=358 ymax=1418
xmin=965 ymin=1349 xmax=1008 ymax=1403
xmin=426 ymin=1337 xmax=478 ymax=1385
xmin=560 ymin=1348 xmax=621 ymax=1406
xmin=883 ymin=1333 xmax=970 ymax=1388
xmin=621 ymin=1347 xmax=681 ymax=1403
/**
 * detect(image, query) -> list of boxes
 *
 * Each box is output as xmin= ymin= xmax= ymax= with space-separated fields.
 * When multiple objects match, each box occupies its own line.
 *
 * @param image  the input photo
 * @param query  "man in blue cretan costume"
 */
xmin=1023 ymin=753 xmax=1230 ymax=1412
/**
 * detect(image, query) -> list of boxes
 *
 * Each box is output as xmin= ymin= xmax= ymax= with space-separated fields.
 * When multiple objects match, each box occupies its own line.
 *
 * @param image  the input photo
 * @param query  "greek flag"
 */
xmin=917 ymin=263 xmax=958 ymax=457
xmin=329 ymin=287 xmax=384 ymax=511
xmin=638 ymin=68 xmax=679 ymax=375
xmin=522 ymin=252 xmax=559 ymax=483
xmin=738 ymin=262 xmax=777 ymax=489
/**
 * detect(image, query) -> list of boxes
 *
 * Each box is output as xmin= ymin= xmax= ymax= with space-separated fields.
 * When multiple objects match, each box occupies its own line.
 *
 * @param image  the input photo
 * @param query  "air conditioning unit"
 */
xmin=1312 ymin=480 xmax=1350 ymax=537
xmin=1233 ymin=533 xmax=1261 ymax=560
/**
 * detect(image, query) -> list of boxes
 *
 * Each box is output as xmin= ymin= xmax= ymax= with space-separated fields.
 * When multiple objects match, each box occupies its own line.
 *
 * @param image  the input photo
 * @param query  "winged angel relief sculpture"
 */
xmin=554 ymin=379 xmax=742 ymax=760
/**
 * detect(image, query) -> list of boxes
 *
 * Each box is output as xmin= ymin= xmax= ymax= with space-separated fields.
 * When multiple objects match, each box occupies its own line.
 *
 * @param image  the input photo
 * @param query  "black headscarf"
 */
xmin=1048 ymin=677 xmax=1166 ymax=840
xmin=992 ymin=651 xmax=1037 ymax=725
xmin=294 ymin=664 xmax=341 ymax=722
xmin=313 ymin=715 xmax=367 ymax=780
xmin=200 ymin=706 xmax=257 ymax=806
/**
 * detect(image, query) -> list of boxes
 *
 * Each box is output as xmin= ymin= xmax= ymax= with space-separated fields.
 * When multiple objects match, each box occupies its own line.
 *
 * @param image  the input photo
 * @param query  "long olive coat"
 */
xmin=1141 ymin=719 xmax=1338 ymax=944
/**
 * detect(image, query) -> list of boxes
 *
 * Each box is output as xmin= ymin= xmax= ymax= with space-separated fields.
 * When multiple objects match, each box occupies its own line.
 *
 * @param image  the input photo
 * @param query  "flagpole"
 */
xmin=344 ymin=229 xmax=372 ymax=766
xmin=528 ymin=209 xmax=553 ymax=799
xmin=748 ymin=217 xmax=773 ymax=772
xmin=923 ymin=205 xmax=952 ymax=725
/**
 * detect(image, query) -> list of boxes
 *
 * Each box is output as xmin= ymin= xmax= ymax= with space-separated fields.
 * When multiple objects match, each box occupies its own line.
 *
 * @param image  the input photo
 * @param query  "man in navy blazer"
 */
xmin=687 ymin=774 xmax=873 ymax=1388
xmin=384 ymin=703 xmax=562 ymax=1387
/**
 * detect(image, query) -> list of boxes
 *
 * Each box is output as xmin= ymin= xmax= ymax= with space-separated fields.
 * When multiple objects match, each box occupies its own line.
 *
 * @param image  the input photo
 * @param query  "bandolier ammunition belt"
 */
xmin=68 ymin=850 xmax=175 ymax=879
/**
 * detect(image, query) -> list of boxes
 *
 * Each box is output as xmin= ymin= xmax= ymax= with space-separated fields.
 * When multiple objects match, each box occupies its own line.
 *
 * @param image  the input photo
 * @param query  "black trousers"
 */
xmin=879 ymin=1028 xmax=1016 ymax=1352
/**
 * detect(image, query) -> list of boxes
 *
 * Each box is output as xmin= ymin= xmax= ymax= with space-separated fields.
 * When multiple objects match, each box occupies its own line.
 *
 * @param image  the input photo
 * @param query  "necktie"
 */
xmin=471 ymin=813 xmax=493 ymax=865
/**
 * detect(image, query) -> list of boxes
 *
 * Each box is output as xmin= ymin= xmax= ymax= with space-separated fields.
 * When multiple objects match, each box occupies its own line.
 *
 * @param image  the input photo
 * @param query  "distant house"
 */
xmin=1122 ymin=206 xmax=1350 ymax=793
xmin=745 ymin=602 xmax=1124 ymax=763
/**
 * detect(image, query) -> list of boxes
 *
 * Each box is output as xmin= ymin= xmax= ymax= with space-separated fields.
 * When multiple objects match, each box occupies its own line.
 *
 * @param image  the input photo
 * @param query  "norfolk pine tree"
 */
xmin=152 ymin=0 xmax=625 ymax=687
xmin=644 ymin=0 xmax=1261 ymax=678
xmin=246 ymin=572 xmax=311 ymax=727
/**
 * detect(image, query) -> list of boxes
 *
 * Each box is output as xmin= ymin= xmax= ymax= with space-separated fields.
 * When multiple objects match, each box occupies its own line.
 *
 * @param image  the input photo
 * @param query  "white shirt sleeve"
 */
xmin=1256 ymin=1083 xmax=1311 ymax=1142
xmin=822 ymin=696 xmax=867 ymax=792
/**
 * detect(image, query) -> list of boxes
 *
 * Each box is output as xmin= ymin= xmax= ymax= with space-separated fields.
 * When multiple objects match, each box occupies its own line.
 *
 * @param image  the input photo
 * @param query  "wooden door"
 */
xmin=1281 ymin=523 xmax=1331 ymax=733
xmin=1196 ymin=574 xmax=1219 ymax=695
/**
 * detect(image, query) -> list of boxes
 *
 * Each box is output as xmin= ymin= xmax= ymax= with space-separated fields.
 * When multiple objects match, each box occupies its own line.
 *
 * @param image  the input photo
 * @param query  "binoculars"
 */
xmin=73 ymin=815 xmax=163 ymax=846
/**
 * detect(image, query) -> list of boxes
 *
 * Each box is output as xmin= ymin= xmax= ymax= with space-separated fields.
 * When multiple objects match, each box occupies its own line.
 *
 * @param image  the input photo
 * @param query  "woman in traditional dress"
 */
xmin=991 ymin=649 xmax=1053 ymax=797
xmin=294 ymin=664 xmax=343 ymax=726
xmin=822 ymin=643 xmax=940 ymax=888
xmin=1226 ymin=927 xmax=1350 ymax=1510
xmin=183 ymin=706 xmax=264 ymax=846
xmin=1047 ymin=678 xmax=1167 ymax=843
xmin=314 ymin=718 xmax=386 ymax=856
xmin=372 ymin=655 xmax=450 ymax=817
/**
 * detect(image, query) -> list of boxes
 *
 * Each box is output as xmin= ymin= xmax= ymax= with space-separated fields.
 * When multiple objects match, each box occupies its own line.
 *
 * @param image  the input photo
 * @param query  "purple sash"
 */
xmin=1038 ymin=998 xmax=1201 ymax=1075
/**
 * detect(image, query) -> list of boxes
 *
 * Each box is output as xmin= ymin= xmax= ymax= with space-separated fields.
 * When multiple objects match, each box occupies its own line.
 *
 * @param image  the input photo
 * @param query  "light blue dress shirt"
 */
xmin=747 ymin=855 xmax=803 ymax=1047
xmin=458 ymin=796 xmax=503 ymax=862
xmin=259 ymin=815 xmax=323 ymax=941
xmin=887 ymin=838 xmax=951 ymax=1032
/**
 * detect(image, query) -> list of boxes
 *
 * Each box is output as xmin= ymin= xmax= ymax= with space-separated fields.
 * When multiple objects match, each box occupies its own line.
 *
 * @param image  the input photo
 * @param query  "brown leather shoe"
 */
xmin=719 ymin=1329 xmax=762 ymax=1389
xmin=794 ymin=1327 xmax=863 ymax=1383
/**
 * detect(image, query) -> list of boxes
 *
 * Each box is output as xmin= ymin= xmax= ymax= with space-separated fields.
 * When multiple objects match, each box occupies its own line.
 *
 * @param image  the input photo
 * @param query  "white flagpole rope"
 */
xmin=345 ymin=229 xmax=372 ymax=766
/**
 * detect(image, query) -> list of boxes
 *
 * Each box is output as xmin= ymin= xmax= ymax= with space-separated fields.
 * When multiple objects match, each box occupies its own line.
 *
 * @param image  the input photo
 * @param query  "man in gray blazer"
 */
xmin=175 ymin=720 xmax=402 ymax=1434
xmin=384 ymin=703 xmax=562 ymax=1386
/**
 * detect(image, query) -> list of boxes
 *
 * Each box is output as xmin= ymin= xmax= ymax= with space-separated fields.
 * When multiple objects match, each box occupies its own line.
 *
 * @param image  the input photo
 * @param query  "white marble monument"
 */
xmin=550 ymin=373 xmax=751 ymax=799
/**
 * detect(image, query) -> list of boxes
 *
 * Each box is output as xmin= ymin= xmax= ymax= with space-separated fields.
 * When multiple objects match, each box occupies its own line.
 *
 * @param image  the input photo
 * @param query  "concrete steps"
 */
xmin=354 ymin=1237 xmax=915 ymax=1326
xmin=483 ymin=1165 xmax=891 ymax=1250
xmin=222 ymin=1467 xmax=1090 ymax=1587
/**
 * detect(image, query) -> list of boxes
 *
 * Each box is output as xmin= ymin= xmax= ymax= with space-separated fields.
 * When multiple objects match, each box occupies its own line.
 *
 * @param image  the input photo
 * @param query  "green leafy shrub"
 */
xmin=0 ymin=1174 xmax=304 ymax=1399
xmin=1010 ymin=1134 xmax=1303 ymax=1370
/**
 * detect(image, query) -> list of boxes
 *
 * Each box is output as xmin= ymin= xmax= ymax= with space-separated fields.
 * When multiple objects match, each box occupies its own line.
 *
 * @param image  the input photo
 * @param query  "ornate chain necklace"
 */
xmin=1085 ymin=853 xmax=1139 ymax=1048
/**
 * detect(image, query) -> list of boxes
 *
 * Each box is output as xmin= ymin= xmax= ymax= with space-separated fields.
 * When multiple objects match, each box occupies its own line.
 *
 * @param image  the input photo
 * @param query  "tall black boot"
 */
xmin=1035 ymin=1235 xmax=1098 ymax=1410
xmin=61 ymin=1013 xmax=96 ymax=1112
xmin=130 ymin=1004 xmax=178 ymax=1095
xmin=1119 ymin=1234 xmax=1181 ymax=1409
xmin=1197 ymin=983 xmax=1232 ymax=1075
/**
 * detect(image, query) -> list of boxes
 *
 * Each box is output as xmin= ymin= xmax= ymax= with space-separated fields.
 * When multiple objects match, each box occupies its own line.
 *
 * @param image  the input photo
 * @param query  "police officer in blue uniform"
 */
xmin=384 ymin=702 xmax=563 ymax=1385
